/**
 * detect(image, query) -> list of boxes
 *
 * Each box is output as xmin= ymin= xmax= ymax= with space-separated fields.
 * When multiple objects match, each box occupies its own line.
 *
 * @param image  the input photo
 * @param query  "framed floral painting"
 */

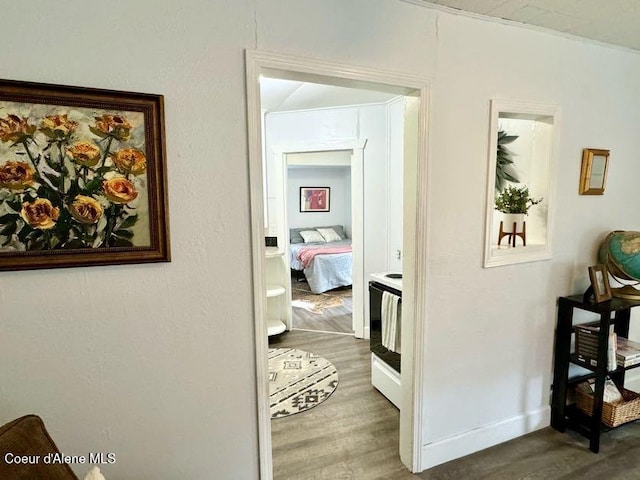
xmin=0 ymin=79 xmax=170 ymax=271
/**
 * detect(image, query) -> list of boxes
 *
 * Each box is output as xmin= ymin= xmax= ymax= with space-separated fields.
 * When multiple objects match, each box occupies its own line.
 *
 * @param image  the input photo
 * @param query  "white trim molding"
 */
xmin=483 ymin=99 xmax=561 ymax=268
xmin=246 ymin=50 xmax=274 ymax=480
xmin=245 ymin=49 xmax=431 ymax=478
xmin=421 ymin=406 xmax=550 ymax=470
xmin=272 ymin=138 xmax=366 ymax=337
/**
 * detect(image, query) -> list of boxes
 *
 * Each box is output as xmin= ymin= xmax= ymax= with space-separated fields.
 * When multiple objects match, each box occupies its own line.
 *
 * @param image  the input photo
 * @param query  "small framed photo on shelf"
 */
xmin=588 ymin=264 xmax=612 ymax=303
xmin=299 ymin=187 xmax=330 ymax=212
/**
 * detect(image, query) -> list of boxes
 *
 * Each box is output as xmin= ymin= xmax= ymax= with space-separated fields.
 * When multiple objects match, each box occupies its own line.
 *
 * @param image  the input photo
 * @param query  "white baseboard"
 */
xmin=419 ymin=406 xmax=550 ymax=471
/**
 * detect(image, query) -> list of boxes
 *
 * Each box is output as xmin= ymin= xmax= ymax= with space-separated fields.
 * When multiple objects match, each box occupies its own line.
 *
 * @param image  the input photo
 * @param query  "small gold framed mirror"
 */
xmin=579 ymin=148 xmax=609 ymax=195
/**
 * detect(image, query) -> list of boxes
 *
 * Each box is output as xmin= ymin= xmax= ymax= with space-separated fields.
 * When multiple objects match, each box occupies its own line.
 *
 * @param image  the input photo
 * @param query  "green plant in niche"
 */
xmin=495 ymin=185 xmax=542 ymax=214
xmin=495 ymin=130 xmax=520 ymax=193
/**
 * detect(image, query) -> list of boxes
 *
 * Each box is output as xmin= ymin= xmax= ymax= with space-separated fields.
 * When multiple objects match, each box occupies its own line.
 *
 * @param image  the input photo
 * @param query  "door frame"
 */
xmin=272 ymin=138 xmax=366 ymax=336
xmin=246 ymin=49 xmax=430 ymax=477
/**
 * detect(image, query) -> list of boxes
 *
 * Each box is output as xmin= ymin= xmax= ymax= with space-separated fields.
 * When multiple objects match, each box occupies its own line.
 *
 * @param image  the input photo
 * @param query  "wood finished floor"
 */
xmin=268 ymin=332 xmax=640 ymax=479
xmin=420 ymin=422 xmax=640 ymax=480
xmin=291 ymin=281 xmax=353 ymax=334
xmin=269 ymin=329 xmax=414 ymax=480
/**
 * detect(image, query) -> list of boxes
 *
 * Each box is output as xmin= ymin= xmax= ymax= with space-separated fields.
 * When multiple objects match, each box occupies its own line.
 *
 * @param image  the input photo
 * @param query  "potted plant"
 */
xmin=495 ymin=185 xmax=542 ymax=233
xmin=495 ymin=130 xmax=520 ymax=193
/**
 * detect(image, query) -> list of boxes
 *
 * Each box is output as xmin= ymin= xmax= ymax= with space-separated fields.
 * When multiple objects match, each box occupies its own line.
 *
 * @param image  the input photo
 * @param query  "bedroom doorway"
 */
xmin=246 ymin=50 xmax=429 ymax=478
xmin=275 ymin=143 xmax=365 ymax=337
xmin=287 ymin=151 xmax=355 ymax=335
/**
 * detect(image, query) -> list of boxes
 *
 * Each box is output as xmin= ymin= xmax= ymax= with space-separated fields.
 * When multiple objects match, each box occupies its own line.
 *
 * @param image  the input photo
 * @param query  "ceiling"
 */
xmin=417 ymin=0 xmax=640 ymax=51
xmin=260 ymin=77 xmax=400 ymax=112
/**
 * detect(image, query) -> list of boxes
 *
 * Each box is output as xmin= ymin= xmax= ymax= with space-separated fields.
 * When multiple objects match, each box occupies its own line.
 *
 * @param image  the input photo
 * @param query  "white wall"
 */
xmin=413 ymin=9 xmax=640 ymax=467
xmin=287 ymin=166 xmax=351 ymax=233
xmin=387 ymin=97 xmax=405 ymax=272
xmin=3 ymin=0 xmax=640 ymax=478
xmin=0 ymin=1 xmax=259 ymax=479
xmin=265 ymin=104 xmax=393 ymax=275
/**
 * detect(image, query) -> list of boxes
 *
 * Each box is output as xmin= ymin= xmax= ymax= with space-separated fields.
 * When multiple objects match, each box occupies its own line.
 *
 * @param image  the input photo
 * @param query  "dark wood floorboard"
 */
xmin=269 ymin=329 xmax=416 ymax=480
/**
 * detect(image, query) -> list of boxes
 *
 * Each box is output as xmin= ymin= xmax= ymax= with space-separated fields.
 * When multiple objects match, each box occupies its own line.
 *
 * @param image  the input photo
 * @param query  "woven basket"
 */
xmin=576 ymin=386 xmax=640 ymax=427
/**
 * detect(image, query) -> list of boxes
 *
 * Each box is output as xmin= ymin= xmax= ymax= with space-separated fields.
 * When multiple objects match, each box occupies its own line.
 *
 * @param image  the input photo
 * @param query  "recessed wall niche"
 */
xmin=483 ymin=100 xmax=561 ymax=268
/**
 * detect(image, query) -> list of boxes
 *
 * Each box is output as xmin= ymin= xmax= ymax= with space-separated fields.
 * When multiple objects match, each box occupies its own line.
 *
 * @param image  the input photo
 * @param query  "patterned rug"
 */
xmin=291 ymin=283 xmax=352 ymax=314
xmin=268 ymin=348 xmax=339 ymax=419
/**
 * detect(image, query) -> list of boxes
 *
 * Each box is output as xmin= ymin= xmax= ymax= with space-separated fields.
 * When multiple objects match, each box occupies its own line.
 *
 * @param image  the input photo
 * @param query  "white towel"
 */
xmin=381 ymin=291 xmax=401 ymax=354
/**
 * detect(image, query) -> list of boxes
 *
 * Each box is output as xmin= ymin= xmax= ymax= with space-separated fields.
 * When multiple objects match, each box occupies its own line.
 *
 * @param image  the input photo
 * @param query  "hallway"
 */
xmin=269 ymin=329 xmax=415 ymax=479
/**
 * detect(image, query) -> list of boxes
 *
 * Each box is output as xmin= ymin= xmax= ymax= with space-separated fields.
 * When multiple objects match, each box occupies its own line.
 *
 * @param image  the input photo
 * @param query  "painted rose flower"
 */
xmin=0 ymin=114 xmax=37 ymax=143
xmin=40 ymin=114 xmax=78 ymax=139
xmin=0 ymin=161 xmax=35 ymax=190
xmin=110 ymin=148 xmax=147 ymax=176
xmin=69 ymin=195 xmax=103 ymax=224
xmin=103 ymin=177 xmax=138 ymax=204
xmin=91 ymin=114 xmax=132 ymax=141
xmin=20 ymin=198 xmax=60 ymax=230
xmin=67 ymin=141 xmax=101 ymax=167
xmin=0 ymin=104 xmax=149 ymax=252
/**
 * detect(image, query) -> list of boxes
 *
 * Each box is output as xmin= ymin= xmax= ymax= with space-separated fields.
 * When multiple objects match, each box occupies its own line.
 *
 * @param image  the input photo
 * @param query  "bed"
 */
xmin=289 ymin=225 xmax=352 ymax=294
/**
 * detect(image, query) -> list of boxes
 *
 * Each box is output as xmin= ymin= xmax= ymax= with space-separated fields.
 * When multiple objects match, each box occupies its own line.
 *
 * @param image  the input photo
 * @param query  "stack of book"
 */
xmin=617 ymin=337 xmax=640 ymax=367
xmin=575 ymin=325 xmax=640 ymax=369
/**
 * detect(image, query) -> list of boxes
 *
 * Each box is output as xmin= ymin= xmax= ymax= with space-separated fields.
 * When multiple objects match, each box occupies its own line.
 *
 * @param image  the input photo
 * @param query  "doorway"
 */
xmin=246 ymin=50 xmax=430 ymax=478
xmin=270 ymin=140 xmax=366 ymax=338
xmin=286 ymin=151 xmax=355 ymax=335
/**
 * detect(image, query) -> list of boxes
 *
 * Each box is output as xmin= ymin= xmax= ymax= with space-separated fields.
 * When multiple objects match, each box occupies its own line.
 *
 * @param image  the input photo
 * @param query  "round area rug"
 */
xmin=268 ymin=348 xmax=339 ymax=419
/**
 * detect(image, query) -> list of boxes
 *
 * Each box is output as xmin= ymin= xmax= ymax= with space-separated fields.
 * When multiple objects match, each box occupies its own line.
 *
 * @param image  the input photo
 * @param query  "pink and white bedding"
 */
xmin=289 ymin=239 xmax=352 ymax=293
xmin=297 ymin=244 xmax=352 ymax=269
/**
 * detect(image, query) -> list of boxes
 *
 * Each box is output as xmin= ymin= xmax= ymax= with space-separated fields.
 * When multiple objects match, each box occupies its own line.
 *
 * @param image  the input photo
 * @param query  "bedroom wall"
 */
xmin=3 ymin=0 xmax=640 ymax=478
xmin=265 ymin=104 xmax=393 ymax=275
xmin=287 ymin=166 xmax=352 ymax=234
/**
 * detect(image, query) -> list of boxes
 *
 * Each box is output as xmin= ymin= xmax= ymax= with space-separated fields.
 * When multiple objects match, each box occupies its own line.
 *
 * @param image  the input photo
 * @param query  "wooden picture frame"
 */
xmin=579 ymin=148 xmax=609 ymax=195
xmin=589 ymin=264 xmax=612 ymax=303
xmin=299 ymin=187 xmax=330 ymax=212
xmin=0 ymin=79 xmax=170 ymax=271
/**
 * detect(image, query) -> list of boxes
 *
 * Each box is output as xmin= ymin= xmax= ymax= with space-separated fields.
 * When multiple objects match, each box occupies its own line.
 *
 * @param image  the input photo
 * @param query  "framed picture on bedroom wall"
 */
xmin=300 ymin=187 xmax=330 ymax=212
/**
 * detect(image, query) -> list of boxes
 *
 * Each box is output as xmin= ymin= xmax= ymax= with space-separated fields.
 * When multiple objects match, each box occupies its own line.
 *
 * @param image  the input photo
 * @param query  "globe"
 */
xmin=599 ymin=230 xmax=640 ymax=299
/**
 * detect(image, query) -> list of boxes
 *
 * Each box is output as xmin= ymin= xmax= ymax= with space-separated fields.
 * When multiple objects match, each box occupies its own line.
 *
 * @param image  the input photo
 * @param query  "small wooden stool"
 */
xmin=498 ymin=221 xmax=526 ymax=247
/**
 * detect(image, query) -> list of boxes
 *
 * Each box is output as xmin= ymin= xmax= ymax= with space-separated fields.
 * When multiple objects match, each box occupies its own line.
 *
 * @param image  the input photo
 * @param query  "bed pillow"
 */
xmin=290 ymin=228 xmax=306 ymax=244
xmin=317 ymin=227 xmax=342 ymax=243
xmin=316 ymin=225 xmax=346 ymax=240
xmin=299 ymin=230 xmax=326 ymax=243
